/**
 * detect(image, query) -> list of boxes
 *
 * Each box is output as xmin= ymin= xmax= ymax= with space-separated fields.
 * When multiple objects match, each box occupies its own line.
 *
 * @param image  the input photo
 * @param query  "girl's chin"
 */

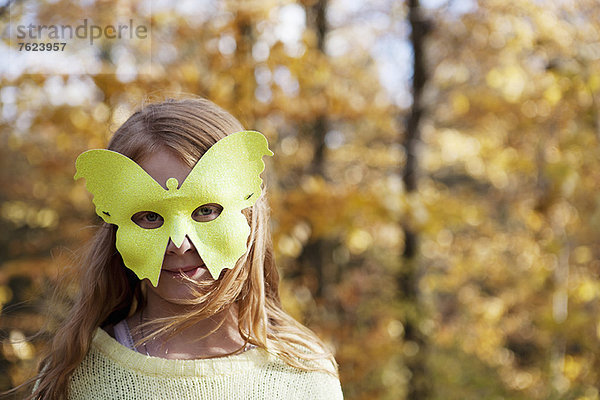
xmin=149 ymin=275 xmax=212 ymax=302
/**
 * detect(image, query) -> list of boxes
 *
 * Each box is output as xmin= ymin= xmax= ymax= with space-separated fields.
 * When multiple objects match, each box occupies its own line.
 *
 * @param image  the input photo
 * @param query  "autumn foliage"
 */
xmin=1 ymin=0 xmax=600 ymax=399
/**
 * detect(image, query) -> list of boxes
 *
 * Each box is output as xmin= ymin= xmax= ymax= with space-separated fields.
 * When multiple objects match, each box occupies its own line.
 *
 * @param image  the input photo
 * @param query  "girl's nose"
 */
xmin=165 ymin=235 xmax=194 ymax=255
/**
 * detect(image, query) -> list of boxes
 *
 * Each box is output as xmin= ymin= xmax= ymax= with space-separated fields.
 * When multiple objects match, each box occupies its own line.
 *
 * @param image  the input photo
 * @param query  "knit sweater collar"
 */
xmin=93 ymin=328 xmax=272 ymax=377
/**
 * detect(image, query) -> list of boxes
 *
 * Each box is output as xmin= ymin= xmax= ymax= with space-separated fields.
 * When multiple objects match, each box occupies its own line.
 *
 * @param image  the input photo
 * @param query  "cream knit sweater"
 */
xmin=67 ymin=328 xmax=343 ymax=399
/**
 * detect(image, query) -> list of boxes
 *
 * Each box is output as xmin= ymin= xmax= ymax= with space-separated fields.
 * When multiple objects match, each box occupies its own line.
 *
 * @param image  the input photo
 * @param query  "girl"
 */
xmin=26 ymin=97 xmax=343 ymax=399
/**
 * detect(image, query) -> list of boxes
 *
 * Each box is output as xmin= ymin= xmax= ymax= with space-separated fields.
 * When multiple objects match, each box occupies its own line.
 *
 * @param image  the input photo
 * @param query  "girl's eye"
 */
xmin=131 ymin=211 xmax=164 ymax=229
xmin=146 ymin=213 xmax=159 ymax=221
xmin=192 ymin=203 xmax=223 ymax=222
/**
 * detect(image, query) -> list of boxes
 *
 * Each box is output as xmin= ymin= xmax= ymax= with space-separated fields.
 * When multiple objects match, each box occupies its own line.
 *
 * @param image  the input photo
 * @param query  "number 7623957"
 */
xmin=18 ymin=42 xmax=66 ymax=51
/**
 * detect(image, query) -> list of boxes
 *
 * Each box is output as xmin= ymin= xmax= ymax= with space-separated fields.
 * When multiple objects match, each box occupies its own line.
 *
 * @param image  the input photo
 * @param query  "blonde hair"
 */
xmin=24 ymin=97 xmax=337 ymax=400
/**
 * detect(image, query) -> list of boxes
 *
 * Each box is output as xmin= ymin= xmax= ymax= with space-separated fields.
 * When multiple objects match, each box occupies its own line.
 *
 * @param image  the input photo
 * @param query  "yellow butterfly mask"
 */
xmin=74 ymin=130 xmax=273 ymax=286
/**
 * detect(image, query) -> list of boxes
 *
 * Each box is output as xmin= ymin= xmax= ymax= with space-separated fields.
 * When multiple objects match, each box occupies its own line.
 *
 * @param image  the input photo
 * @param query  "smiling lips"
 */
xmin=162 ymin=265 xmax=205 ymax=277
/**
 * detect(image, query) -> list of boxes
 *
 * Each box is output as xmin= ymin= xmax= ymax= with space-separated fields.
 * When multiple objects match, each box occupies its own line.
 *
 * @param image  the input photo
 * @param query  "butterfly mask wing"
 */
xmin=75 ymin=130 xmax=273 ymax=286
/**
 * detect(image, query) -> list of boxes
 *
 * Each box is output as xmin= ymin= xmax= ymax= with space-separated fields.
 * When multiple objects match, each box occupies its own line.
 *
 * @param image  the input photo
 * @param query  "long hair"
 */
xmin=24 ymin=97 xmax=337 ymax=400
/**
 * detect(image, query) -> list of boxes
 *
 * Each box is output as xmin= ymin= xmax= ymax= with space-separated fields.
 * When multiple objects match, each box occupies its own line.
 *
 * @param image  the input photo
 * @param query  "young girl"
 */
xmin=26 ymin=97 xmax=343 ymax=399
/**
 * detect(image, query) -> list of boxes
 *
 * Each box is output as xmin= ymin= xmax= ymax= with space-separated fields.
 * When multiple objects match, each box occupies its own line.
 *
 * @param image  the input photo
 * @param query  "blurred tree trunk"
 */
xmin=399 ymin=0 xmax=430 ymax=398
xmin=232 ymin=10 xmax=256 ymax=106
xmin=306 ymin=0 xmax=328 ymax=176
xmin=299 ymin=0 xmax=330 ymax=298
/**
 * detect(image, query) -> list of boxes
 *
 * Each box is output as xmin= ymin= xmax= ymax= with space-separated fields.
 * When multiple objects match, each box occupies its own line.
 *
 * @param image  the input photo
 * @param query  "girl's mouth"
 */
xmin=163 ymin=265 xmax=205 ymax=278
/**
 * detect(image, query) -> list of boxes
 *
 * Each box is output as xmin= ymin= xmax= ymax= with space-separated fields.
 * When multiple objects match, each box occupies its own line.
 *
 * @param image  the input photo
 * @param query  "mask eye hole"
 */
xmin=192 ymin=203 xmax=223 ymax=222
xmin=131 ymin=211 xmax=164 ymax=229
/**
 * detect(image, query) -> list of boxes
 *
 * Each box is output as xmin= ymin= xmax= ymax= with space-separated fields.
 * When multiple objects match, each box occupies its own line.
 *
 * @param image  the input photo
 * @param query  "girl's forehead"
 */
xmin=139 ymin=149 xmax=192 ymax=190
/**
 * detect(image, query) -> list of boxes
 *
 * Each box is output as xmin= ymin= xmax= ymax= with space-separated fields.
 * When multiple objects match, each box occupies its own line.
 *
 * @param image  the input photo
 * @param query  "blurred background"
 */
xmin=1 ymin=0 xmax=600 ymax=398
